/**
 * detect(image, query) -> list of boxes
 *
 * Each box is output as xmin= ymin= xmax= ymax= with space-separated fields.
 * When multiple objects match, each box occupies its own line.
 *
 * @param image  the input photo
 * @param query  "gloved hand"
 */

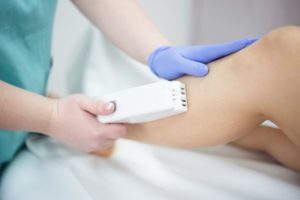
xmin=45 ymin=94 xmax=127 ymax=152
xmin=148 ymin=38 xmax=257 ymax=80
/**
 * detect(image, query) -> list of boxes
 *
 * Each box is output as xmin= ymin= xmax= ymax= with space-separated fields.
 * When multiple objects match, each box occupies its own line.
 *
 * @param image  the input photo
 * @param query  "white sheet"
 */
xmin=1 ymin=29 xmax=299 ymax=200
xmin=1 ymin=135 xmax=300 ymax=200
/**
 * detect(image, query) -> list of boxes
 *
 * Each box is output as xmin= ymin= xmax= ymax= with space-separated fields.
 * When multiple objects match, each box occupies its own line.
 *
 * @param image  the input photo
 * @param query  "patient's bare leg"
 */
xmin=126 ymin=26 xmax=300 ymax=167
xmin=233 ymin=126 xmax=300 ymax=171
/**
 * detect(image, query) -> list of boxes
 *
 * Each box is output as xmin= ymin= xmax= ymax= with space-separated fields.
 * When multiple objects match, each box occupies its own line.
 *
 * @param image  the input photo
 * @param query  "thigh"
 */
xmin=127 ymin=40 xmax=266 ymax=148
xmin=127 ymin=27 xmax=300 ymax=149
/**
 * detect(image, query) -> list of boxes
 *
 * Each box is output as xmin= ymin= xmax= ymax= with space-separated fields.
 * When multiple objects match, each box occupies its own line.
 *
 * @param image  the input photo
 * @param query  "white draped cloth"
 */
xmin=1 ymin=29 xmax=300 ymax=200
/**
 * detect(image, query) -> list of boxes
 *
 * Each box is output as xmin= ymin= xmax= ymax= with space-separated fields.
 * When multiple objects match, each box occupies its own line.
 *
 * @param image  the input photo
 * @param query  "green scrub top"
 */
xmin=0 ymin=0 xmax=57 ymax=175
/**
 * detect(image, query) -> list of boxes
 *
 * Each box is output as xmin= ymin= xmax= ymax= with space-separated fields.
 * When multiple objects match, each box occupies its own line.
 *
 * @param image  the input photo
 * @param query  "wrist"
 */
xmin=35 ymin=97 xmax=58 ymax=135
xmin=140 ymin=40 xmax=170 ymax=64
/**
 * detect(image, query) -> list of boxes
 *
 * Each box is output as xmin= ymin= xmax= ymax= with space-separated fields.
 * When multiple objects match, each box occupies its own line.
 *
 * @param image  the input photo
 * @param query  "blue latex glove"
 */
xmin=148 ymin=38 xmax=257 ymax=80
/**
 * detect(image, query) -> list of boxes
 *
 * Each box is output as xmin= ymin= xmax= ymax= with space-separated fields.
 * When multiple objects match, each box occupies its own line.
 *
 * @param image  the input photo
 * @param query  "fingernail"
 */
xmin=197 ymin=64 xmax=209 ymax=76
xmin=105 ymin=101 xmax=115 ymax=112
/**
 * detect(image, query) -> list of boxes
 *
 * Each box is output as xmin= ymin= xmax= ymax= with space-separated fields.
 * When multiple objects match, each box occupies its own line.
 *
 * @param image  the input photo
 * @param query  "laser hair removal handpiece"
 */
xmin=97 ymin=81 xmax=188 ymax=124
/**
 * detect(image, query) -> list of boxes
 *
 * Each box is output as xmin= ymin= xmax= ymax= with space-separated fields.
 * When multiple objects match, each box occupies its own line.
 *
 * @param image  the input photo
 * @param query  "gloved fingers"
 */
xmin=77 ymin=95 xmax=115 ymax=115
xmin=177 ymin=57 xmax=209 ymax=77
xmin=184 ymin=38 xmax=257 ymax=63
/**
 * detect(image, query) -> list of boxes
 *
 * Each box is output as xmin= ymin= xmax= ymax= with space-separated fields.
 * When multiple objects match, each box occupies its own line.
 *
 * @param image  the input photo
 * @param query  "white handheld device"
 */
xmin=97 ymin=81 xmax=188 ymax=123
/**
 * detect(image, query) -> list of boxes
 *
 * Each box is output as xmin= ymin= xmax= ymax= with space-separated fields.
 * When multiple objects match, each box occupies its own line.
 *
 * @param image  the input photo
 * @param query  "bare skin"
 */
xmin=72 ymin=0 xmax=169 ymax=63
xmin=125 ymin=26 xmax=300 ymax=172
xmin=233 ymin=126 xmax=300 ymax=171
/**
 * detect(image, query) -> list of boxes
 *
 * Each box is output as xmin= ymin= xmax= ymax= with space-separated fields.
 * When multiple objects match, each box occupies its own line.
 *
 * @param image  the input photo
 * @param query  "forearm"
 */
xmin=72 ymin=0 xmax=169 ymax=64
xmin=0 ymin=81 xmax=54 ymax=133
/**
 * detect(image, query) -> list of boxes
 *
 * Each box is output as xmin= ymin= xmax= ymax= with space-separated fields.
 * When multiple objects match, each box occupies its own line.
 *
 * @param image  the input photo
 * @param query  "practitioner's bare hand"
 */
xmin=45 ymin=94 xmax=127 ymax=152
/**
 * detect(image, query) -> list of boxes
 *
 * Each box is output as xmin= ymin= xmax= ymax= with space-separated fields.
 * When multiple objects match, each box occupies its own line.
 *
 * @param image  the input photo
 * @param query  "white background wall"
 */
xmin=48 ymin=0 xmax=194 ymax=95
xmin=48 ymin=0 xmax=300 ymax=95
xmin=191 ymin=0 xmax=300 ymax=43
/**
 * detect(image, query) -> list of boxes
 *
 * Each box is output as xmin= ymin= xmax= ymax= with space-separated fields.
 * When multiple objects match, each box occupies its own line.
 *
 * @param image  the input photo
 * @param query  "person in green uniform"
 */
xmin=0 ymin=0 xmax=255 ymax=176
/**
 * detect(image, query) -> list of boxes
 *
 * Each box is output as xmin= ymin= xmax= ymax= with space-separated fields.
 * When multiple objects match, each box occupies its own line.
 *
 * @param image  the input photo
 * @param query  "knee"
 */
xmin=262 ymin=26 xmax=300 ymax=52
